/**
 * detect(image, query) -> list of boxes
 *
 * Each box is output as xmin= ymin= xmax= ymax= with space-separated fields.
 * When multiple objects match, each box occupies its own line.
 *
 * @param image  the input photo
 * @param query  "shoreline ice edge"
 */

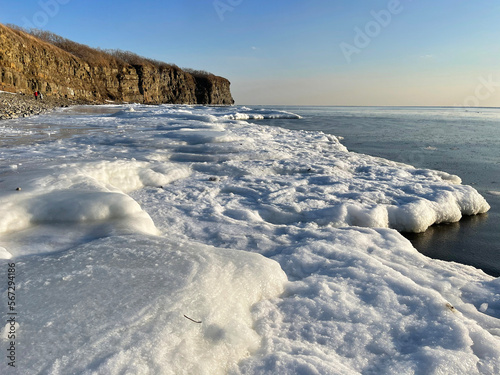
xmin=0 ymin=105 xmax=498 ymax=374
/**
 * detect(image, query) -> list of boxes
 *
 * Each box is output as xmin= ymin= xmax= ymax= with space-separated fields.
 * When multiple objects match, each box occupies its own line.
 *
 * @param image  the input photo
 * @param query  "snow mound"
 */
xmin=0 ymin=160 xmax=190 ymax=256
xmin=235 ymin=227 xmax=500 ymax=374
xmin=1 ymin=235 xmax=286 ymax=374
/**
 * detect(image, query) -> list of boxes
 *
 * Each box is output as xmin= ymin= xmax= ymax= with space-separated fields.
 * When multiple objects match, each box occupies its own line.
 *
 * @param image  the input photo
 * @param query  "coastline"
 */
xmin=3 ymin=102 xmax=498 ymax=276
xmin=259 ymin=105 xmax=500 ymax=276
xmin=1 ymin=104 xmax=499 ymax=373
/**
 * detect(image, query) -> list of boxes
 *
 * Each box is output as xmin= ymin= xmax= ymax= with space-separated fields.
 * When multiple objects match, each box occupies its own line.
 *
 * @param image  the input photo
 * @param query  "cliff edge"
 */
xmin=0 ymin=24 xmax=234 ymax=105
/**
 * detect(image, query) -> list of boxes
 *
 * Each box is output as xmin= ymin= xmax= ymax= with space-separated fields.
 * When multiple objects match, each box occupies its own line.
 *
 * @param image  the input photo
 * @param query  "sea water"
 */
xmin=1 ymin=105 xmax=499 ymax=374
xmin=259 ymin=106 xmax=500 ymax=276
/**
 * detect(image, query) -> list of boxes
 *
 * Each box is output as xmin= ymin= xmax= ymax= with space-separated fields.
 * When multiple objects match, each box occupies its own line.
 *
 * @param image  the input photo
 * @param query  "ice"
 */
xmin=143 ymin=120 xmax=488 ymax=233
xmin=0 ymin=104 xmax=498 ymax=374
xmin=234 ymin=227 xmax=500 ymax=374
xmin=0 ymin=160 xmax=190 ymax=256
xmin=0 ymin=246 xmax=11 ymax=259
xmin=222 ymin=111 xmax=302 ymax=120
xmin=2 ymin=235 xmax=286 ymax=374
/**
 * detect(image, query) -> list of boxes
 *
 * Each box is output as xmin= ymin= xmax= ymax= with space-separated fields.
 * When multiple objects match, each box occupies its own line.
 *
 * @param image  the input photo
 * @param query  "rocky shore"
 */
xmin=0 ymin=91 xmax=81 ymax=120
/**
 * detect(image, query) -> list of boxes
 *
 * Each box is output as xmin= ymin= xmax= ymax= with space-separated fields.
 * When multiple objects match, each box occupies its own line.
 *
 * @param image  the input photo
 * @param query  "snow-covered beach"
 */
xmin=1 ymin=105 xmax=499 ymax=374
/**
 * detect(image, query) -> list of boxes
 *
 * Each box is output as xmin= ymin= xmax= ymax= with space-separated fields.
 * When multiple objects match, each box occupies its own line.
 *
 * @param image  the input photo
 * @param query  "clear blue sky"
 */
xmin=1 ymin=0 xmax=500 ymax=106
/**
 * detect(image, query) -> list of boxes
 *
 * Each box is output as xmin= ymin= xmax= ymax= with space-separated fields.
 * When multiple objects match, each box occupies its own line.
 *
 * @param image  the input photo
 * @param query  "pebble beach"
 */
xmin=0 ymin=91 xmax=79 ymax=120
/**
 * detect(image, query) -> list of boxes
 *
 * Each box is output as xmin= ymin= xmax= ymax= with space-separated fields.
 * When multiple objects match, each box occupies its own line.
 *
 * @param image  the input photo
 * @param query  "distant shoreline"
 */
xmin=246 ymin=104 xmax=500 ymax=109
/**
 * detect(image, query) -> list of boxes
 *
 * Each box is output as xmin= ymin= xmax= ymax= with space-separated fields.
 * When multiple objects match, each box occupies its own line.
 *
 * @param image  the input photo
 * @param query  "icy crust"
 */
xmin=0 ymin=160 xmax=190 ymax=256
xmin=0 ymin=236 xmax=287 ymax=374
xmin=0 ymin=105 xmax=497 ymax=374
xmin=114 ymin=105 xmax=489 ymax=234
xmin=231 ymin=227 xmax=500 ymax=374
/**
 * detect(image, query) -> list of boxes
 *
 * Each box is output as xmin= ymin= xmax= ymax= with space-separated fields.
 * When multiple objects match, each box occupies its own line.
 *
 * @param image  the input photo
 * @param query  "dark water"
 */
xmin=259 ymin=106 xmax=500 ymax=277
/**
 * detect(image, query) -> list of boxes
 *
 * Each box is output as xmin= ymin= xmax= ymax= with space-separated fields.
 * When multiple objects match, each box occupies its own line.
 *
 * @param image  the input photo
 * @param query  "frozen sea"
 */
xmin=259 ymin=106 xmax=500 ymax=277
xmin=1 ymin=104 xmax=499 ymax=374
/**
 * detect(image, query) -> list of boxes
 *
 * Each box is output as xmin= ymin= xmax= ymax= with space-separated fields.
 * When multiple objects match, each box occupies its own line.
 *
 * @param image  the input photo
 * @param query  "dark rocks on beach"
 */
xmin=0 ymin=91 xmax=78 ymax=120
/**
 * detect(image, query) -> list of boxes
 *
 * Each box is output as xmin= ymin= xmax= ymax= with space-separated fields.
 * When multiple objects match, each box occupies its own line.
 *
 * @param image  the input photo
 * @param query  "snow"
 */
xmin=8 ymin=236 xmax=286 ymax=374
xmin=0 ymin=104 xmax=498 ymax=374
xmin=235 ymin=227 xmax=500 ymax=374
xmin=0 ymin=160 xmax=192 ymax=256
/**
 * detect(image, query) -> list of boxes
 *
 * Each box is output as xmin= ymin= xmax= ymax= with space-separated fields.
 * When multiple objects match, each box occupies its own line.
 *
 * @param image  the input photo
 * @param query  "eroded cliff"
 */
xmin=0 ymin=24 xmax=234 ymax=105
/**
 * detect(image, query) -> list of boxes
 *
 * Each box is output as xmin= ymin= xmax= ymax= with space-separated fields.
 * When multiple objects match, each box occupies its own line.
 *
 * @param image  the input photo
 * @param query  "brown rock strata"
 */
xmin=0 ymin=24 xmax=234 ymax=105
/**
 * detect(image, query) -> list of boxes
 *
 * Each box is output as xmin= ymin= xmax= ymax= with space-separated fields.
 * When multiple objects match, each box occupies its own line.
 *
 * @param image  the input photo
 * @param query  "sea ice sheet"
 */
xmin=0 ymin=104 xmax=497 ymax=374
xmin=3 ymin=235 xmax=286 ymax=374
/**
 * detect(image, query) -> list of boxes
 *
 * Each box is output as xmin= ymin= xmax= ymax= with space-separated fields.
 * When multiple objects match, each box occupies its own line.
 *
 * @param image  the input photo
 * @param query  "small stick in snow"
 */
xmin=184 ymin=315 xmax=202 ymax=323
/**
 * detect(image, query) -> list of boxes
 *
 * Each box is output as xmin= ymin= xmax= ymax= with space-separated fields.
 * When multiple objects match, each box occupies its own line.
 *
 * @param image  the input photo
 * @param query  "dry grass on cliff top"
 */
xmin=1 ymin=23 xmax=78 ymax=64
xmin=5 ymin=24 xmax=213 ymax=77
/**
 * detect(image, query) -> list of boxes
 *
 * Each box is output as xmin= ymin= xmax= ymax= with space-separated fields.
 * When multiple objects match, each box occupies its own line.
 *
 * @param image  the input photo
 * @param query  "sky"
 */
xmin=1 ymin=0 xmax=500 ymax=106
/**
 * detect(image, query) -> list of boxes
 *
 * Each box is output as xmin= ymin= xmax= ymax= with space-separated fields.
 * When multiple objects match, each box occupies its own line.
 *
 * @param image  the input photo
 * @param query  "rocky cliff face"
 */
xmin=0 ymin=24 xmax=234 ymax=105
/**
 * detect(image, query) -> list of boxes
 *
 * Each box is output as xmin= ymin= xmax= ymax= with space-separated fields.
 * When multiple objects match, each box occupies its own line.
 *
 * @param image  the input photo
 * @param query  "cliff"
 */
xmin=0 ymin=24 xmax=234 ymax=105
